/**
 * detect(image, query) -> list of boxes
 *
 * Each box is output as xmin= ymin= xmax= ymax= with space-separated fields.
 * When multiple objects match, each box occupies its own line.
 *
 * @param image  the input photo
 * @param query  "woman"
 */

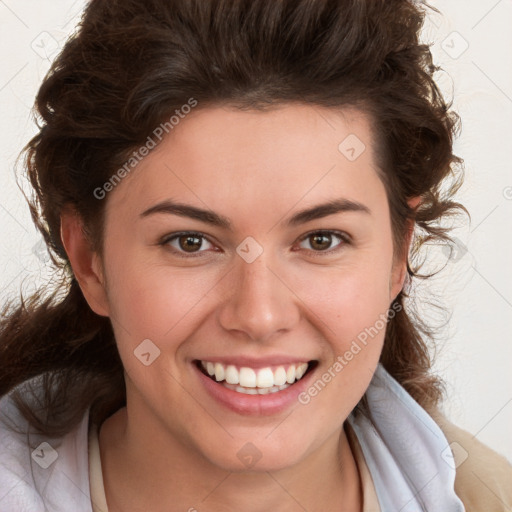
xmin=0 ymin=0 xmax=510 ymax=510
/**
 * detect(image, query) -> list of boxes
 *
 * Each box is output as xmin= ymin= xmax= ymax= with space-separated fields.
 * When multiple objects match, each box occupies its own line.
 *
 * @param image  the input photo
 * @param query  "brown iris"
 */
xmin=308 ymin=233 xmax=333 ymax=251
xmin=178 ymin=234 xmax=203 ymax=252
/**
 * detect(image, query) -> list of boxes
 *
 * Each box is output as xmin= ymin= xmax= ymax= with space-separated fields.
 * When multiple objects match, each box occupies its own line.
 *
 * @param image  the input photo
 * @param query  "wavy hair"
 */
xmin=0 ymin=0 xmax=465 ymax=436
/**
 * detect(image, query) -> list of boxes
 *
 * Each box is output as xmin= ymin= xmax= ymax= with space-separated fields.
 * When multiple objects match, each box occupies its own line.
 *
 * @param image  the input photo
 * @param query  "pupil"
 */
xmin=180 ymin=235 xmax=201 ymax=252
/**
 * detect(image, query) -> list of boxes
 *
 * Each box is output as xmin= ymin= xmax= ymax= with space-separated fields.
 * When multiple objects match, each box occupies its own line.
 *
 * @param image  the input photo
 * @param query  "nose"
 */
xmin=217 ymin=253 xmax=301 ymax=343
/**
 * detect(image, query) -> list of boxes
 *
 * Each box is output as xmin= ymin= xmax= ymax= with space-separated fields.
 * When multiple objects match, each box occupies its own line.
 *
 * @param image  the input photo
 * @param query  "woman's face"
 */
xmin=95 ymin=104 xmax=406 ymax=471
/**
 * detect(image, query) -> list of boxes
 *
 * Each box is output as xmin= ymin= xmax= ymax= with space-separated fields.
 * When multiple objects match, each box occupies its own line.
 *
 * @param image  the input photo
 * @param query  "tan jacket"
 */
xmin=432 ymin=411 xmax=512 ymax=512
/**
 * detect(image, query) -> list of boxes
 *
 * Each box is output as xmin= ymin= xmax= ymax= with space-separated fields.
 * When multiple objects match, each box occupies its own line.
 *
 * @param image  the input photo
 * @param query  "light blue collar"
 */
xmin=347 ymin=364 xmax=465 ymax=511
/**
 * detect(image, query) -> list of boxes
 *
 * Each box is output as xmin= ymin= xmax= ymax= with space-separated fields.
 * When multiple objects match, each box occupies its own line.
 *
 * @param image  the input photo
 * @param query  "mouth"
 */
xmin=195 ymin=359 xmax=318 ymax=395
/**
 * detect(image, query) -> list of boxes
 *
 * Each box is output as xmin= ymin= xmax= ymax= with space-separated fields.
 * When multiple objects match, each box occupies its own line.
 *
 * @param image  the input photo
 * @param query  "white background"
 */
xmin=1 ymin=0 xmax=511 ymax=464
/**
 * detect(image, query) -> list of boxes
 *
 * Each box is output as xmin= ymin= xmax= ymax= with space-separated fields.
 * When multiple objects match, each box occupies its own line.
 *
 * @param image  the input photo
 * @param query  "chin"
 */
xmin=196 ymin=436 xmax=310 ymax=474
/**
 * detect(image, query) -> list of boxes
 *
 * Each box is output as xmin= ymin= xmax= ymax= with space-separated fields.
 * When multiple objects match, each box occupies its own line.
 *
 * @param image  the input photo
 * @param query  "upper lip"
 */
xmin=194 ymin=356 xmax=315 ymax=369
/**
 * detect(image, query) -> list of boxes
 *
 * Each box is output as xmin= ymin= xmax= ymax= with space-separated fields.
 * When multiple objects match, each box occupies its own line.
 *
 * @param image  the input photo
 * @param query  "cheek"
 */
xmin=290 ymin=264 xmax=392 ymax=423
xmin=291 ymin=257 xmax=394 ymax=347
xmin=102 ymin=248 xmax=223 ymax=355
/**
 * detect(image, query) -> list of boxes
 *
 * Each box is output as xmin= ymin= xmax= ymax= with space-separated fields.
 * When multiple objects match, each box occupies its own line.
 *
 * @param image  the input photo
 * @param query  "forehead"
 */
xmin=106 ymin=104 xmax=386 ymax=222
xmin=163 ymin=104 xmax=374 ymax=171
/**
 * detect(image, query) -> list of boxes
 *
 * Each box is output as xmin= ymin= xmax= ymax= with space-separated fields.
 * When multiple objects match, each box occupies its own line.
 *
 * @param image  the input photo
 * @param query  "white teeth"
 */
xmin=214 ymin=362 xmax=225 ymax=382
xmin=225 ymin=365 xmax=239 ymax=385
xmin=273 ymin=366 xmax=287 ymax=386
xmin=238 ymin=386 xmax=258 ymax=394
xmin=296 ymin=363 xmax=308 ymax=379
xmin=286 ymin=365 xmax=296 ymax=384
xmin=256 ymin=367 xmax=274 ymax=388
xmin=239 ymin=367 xmax=257 ymax=388
xmin=224 ymin=382 xmax=292 ymax=395
xmin=199 ymin=360 xmax=311 ymax=392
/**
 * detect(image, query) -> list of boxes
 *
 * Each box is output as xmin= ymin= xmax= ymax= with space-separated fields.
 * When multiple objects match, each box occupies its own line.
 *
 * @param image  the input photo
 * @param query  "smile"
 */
xmin=197 ymin=360 xmax=314 ymax=395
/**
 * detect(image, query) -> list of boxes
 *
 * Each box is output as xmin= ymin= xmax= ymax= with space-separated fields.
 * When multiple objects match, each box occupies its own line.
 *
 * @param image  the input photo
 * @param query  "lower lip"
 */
xmin=194 ymin=363 xmax=316 ymax=416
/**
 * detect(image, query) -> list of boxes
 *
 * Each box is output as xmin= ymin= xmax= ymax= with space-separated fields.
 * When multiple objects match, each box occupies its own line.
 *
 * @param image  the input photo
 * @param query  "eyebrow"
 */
xmin=140 ymin=198 xmax=371 ymax=229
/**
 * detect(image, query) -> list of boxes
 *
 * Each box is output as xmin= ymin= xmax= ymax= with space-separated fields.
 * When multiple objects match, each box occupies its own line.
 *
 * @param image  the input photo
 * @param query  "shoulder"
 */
xmin=431 ymin=409 xmax=512 ymax=512
xmin=0 ymin=390 xmax=46 ymax=510
xmin=0 ymin=382 xmax=93 ymax=511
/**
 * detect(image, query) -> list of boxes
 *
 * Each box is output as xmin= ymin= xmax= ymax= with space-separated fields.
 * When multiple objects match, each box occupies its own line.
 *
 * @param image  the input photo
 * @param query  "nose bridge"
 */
xmin=217 ymin=251 xmax=299 ymax=341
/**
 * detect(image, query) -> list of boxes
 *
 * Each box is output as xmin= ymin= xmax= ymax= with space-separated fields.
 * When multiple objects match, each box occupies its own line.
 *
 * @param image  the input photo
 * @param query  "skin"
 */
xmin=61 ymin=104 xmax=415 ymax=512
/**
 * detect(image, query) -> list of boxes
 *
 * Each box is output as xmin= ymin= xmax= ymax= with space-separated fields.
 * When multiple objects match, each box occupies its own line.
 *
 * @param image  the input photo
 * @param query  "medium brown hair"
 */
xmin=0 ymin=0 xmax=465 ymax=436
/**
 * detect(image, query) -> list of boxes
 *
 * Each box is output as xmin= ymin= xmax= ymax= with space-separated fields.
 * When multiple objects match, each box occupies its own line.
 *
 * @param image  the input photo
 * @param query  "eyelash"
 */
xmin=158 ymin=230 xmax=351 ymax=258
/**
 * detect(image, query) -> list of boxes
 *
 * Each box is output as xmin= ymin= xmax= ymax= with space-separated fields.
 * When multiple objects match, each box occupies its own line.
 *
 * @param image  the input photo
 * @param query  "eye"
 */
xmin=160 ymin=232 xmax=215 ymax=256
xmin=296 ymin=230 xmax=349 ymax=254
